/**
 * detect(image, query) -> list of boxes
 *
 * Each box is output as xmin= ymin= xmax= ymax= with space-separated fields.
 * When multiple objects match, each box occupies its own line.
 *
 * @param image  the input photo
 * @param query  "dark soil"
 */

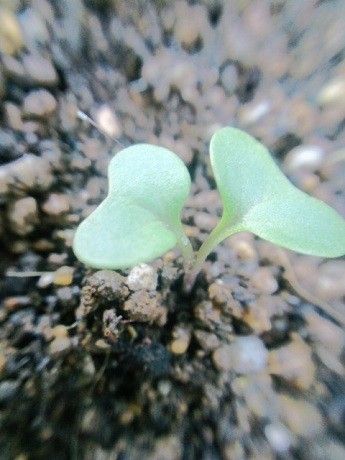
xmin=1 ymin=1 xmax=345 ymax=459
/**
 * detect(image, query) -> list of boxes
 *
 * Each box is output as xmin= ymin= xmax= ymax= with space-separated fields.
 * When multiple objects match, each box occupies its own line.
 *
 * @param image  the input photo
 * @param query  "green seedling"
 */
xmin=73 ymin=144 xmax=193 ymax=269
xmin=73 ymin=128 xmax=345 ymax=272
xmin=195 ymin=127 xmax=345 ymax=268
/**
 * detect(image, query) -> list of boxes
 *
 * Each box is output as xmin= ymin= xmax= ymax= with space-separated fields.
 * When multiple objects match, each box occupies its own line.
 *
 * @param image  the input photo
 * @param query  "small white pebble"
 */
xmin=127 ymin=264 xmax=157 ymax=291
xmin=264 ymin=423 xmax=295 ymax=453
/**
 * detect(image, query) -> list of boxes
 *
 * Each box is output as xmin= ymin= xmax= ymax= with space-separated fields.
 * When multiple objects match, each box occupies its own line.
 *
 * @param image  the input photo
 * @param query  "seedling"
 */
xmin=73 ymin=128 xmax=345 ymax=271
xmin=73 ymin=144 xmax=193 ymax=269
xmin=195 ymin=127 xmax=345 ymax=268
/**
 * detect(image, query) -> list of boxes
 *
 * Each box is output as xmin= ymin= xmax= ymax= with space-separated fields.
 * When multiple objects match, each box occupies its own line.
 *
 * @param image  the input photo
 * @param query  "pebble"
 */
xmin=250 ymin=267 xmax=278 ymax=294
xmin=1 ymin=54 xmax=26 ymax=84
xmin=4 ymin=295 xmax=31 ymax=311
xmin=37 ymin=272 xmax=54 ymax=289
xmin=8 ymin=197 xmax=38 ymax=235
xmin=0 ymin=380 xmax=19 ymax=403
xmin=22 ymin=53 xmax=58 ymax=86
xmin=194 ymin=211 xmax=218 ymax=232
xmin=169 ymin=326 xmax=191 ymax=355
xmin=279 ymin=394 xmax=324 ymax=437
xmin=18 ymin=7 xmax=49 ymax=46
xmin=42 ymin=193 xmax=70 ymax=216
xmin=0 ymin=70 xmax=5 ymax=99
xmin=303 ymin=308 xmax=345 ymax=355
xmin=0 ymin=7 xmax=23 ymax=55
xmin=23 ymin=89 xmax=57 ymax=118
xmin=317 ymin=78 xmax=345 ymax=106
xmin=49 ymin=336 xmax=71 ymax=355
xmin=194 ymin=300 xmax=221 ymax=326
xmin=3 ymin=153 xmax=54 ymax=191
xmin=284 ymin=145 xmax=324 ymax=172
xmin=3 ymin=102 xmax=23 ymax=131
xmin=268 ymin=334 xmax=315 ymax=390
xmin=238 ymin=100 xmax=271 ymax=126
xmin=220 ymin=63 xmax=238 ymax=94
xmin=0 ymin=352 xmax=6 ymax=374
xmin=227 ymin=235 xmax=257 ymax=261
xmin=213 ymin=336 xmax=268 ymax=374
xmin=127 ymin=264 xmax=158 ymax=291
xmin=94 ymin=104 xmax=122 ymax=138
xmin=51 ymin=324 xmax=68 ymax=338
xmin=53 ymin=266 xmax=74 ymax=286
xmin=264 ymin=423 xmax=295 ymax=453
xmin=194 ymin=330 xmax=220 ymax=351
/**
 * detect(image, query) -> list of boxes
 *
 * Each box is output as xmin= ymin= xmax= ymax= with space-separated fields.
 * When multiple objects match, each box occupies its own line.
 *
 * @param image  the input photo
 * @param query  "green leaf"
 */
xmin=73 ymin=144 xmax=192 ymax=269
xmin=196 ymin=127 xmax=345 ymax=265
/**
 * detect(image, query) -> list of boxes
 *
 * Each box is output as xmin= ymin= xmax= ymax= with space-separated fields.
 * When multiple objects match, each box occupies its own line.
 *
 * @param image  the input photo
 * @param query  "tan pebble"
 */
xmin=33 ymin=239 xmax=55 ymax=252
xmin=0 ymin=7 xmax=23 ymax=55
xmin=49 ymin=337 xmax=70 ymax=355
xmin=279 ymin=394 xmax=324 ymax=437
xmin=23 ymin=89 xmax=57 ymax=118
xmin=51 ymin=325 xmax=68 ymax=338
xmin=194 ymin=330 xmax=220 ymax=351
xmin=43 ymin=193 xmax=70 ymax=216
xmin=251 ymin=267 xmax=278 ymax=294
xmin=4 ymin=296 xmax=30 ymax=311
xmin=3 ymin=102 xmax=23 ymax=130
xmin=194 ymin=300 xmax=221 ymax=324
xmin=22 ymin=53 xmax=58 ymax=86
xmin=170 ymin=327 xmax=191 ymax=355
xmin=213 ymin=345 xmax=233 ymax=372
xmin=162 ymin=251 xmax=176 ymax=263
xmin=53 ymin=266 xmax=74 ymax=286
xmin=8 ymin=197 xmax=39 ymax=236
xmin=170 ymin=338 xmax=188 ymax=355
xmin=194 ymin=212 xmax=218 ymax=232
xmin=243 ymin=304 xmax=271 ymax=334
xmin=268 ymin=334 xmax=315 ymax=390
xmin=0 ymin=352 xmax=6 ymax=373
xmin=95 ymin=339 xmax=110 ymax=350
xmin=304 ymin=309 xmax=345 ymax=355
xmin=230 ymin=239 xmax=257 ymax=261
xmin=184 ymin=225 xmax=199 ymax=238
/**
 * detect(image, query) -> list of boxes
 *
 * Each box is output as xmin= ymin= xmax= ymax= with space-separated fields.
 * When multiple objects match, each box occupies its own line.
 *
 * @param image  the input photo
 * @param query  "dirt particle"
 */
xmin=123 ymin=291 xmax=167 ymax=326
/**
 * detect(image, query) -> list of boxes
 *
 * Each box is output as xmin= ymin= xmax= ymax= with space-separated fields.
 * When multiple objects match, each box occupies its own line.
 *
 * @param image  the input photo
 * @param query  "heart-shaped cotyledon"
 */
xmin=195 ymin=127 xmax=345 ymax=267
xmin=73 ymin=144 xmax=193 ymax=269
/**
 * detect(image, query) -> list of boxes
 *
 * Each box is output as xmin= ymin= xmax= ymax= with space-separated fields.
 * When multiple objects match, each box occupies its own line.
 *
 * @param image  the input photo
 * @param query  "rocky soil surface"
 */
xmin=0 ymin=1 xmax=345 ymax=459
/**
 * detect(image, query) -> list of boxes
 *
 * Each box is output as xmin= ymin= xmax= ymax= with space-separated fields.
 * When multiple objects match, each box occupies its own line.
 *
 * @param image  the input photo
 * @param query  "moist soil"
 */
xmin=1 ymin=1 xmax=345 ymax=459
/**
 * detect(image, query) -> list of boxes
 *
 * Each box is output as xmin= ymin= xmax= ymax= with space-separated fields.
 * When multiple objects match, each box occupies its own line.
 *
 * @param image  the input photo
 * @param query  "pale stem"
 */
xmin=194 ymin=220 xmax=242 ymax=271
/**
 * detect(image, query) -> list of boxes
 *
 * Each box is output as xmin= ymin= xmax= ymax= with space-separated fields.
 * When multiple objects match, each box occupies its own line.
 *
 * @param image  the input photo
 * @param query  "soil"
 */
xmin=1 ymin=1 xmax=345 ymax=459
